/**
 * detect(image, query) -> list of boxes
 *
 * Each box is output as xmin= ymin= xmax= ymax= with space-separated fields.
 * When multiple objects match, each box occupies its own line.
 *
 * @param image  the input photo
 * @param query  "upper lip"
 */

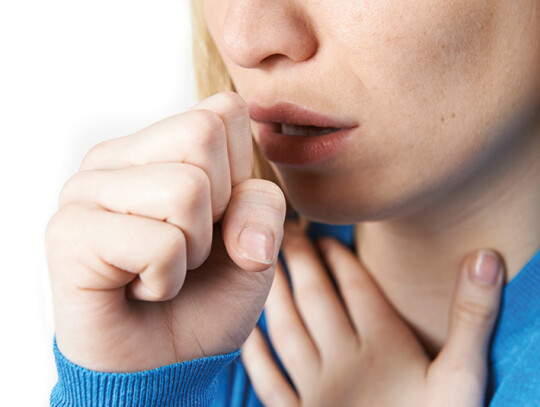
xmin=248 ymin=102 xmax=358 ymax=129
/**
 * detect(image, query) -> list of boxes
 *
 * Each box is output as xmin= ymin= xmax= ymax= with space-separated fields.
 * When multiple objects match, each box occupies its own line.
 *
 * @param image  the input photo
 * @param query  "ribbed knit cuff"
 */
xmin=51 ymin=338 xmax=240 ymax=407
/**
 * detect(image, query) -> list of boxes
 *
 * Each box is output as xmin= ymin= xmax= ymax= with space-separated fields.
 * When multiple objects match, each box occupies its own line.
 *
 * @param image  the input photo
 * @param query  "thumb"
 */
xmin=221 ymin=178 xmax=287 ymax=272
xmin=430 ymin=250 xmax=504 ymax=406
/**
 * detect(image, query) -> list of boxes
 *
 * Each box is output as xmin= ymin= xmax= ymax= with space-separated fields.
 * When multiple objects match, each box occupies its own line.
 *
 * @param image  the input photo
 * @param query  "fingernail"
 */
xmin=469 ymin=250 xmax=501 ymax=287
xmin=238 ymin=226 xmax=274 ymax=264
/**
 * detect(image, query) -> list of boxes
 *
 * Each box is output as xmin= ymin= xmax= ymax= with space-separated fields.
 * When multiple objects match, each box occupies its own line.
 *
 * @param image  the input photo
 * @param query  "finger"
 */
xmin=265 ymin=261 xmax=319 ymax=395
xmin=317 ymin=237 xmax=406 ymax=336
xmin=221 ymin=179 xmax=286 ymax=272
xmin=59 ymin=163 xmax=212 ymax=270
xmin=46 ymin=202 xmax=187 ymax=302
xmin=430 ymin=250 xmax=503 ymax=406
xmin=242 ymin=327 xmax=299 ymax=407
xmin=444 ymin=251 xmax=504 ymax=357
xmin=191 ymin=91 xmax=253 ymax=186
xmin=80 ymin=107 xmax=231 ymax=219
xmin=281 ymin=223 xmax=357 ymax=358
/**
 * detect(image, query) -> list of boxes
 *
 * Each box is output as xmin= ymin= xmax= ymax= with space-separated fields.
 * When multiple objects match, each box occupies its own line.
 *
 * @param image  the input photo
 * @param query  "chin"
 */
xmin=292 ymin=198 xmax=402 ymax=224
xmin=278 ymin=168 xmax=441 ymax=224
xmin=282 ymin=181 xmax=401 ymax=224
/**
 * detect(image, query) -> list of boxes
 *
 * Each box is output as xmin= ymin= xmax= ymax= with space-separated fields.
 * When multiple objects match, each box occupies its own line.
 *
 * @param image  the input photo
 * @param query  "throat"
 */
xmin=356 ymin=224 xmax=457 ymax=357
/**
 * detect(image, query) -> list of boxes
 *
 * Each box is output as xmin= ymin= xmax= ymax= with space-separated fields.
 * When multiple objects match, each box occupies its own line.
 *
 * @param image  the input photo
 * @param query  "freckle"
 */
xmin=452 ymin=113 xmax=456 ymax=118
xmin=441 ymin=44 xmax=446 ymax=49
xmin=441 ymin=116 xmax=445 ymax=122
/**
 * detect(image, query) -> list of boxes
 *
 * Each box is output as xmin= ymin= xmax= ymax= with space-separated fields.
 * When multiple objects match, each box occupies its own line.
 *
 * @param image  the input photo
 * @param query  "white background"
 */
xmin=0 ymin=1 xmax=196 ymax=405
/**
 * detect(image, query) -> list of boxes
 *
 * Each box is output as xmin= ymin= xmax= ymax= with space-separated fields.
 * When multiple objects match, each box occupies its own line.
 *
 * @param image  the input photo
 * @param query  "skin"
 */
xmin=47 ymin=93 xmax=288 ymax=371
xmin=44 ymin=0 xmax=538 ymax=405
xmin=45 ymin=96 xmax=502 ymax=406
xmin=203 ymin=0 xmax=540 ymax=353
xmin=242 ymin=226 xmax=503 ymax=406
xmin=207 ymin=0 xmax=540 ymax=222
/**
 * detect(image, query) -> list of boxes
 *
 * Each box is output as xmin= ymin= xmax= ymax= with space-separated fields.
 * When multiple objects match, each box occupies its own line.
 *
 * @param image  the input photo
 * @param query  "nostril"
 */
xmin=259 ymin=53 xmax=289 ymax=67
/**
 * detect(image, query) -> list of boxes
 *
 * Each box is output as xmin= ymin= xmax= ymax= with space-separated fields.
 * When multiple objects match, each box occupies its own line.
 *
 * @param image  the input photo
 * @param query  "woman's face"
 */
xmin=203 ymin=1 xmax=540 ymax=223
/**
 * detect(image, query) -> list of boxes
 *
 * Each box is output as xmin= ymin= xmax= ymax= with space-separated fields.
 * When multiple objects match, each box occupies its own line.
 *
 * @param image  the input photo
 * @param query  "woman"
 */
xmin=46 ymin=1 xmax=540 ymax=405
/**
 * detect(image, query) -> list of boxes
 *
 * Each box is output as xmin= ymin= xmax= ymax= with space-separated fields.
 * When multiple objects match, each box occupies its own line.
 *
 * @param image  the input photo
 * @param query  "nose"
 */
xmin=221 ymin=0 xmax=318 ymax=68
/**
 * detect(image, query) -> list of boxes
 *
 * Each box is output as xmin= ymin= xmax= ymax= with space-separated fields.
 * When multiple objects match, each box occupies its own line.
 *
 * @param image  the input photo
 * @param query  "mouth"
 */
xmin=279 ymin=123 xmax=342 ymax=137
xmin=248 ymin=103 xmax=358 ymax=166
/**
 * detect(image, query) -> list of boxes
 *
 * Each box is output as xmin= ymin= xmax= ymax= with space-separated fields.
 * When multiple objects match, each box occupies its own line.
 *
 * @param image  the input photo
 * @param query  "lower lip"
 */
xmin=257 ymin=124 xmax=358 ymax=166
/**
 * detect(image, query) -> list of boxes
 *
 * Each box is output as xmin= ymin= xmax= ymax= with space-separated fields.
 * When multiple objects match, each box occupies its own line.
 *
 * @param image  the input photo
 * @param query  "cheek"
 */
xmin=359 ymin=0 xmax=539 ymax=179
xmin=344 ymin=2 xmax=503 ymax=199
xmin=352 ymin=1 xmax=497 ymax=116
xmin=387 ymin=3 xmax=495 ymax=84
xmin=322 ymin=1 xmax=504 ymax=186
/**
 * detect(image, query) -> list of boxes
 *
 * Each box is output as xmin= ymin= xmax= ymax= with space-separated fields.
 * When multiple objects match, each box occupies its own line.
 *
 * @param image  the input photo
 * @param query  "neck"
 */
xmin=355 ymin=120 xmax=540 ymax=357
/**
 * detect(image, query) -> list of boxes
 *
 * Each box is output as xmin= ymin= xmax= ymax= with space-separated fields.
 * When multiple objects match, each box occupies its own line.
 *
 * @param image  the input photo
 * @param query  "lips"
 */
xmin=249 ymin=103 xmax=358 ymax=166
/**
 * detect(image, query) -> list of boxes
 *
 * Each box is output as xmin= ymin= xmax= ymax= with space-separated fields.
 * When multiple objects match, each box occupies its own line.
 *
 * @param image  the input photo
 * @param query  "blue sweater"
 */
xmin=51 ymin=224 xmax=540 ymax=406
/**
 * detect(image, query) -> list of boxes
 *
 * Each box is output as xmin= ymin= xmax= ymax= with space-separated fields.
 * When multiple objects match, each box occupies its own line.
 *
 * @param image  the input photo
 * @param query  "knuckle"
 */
xmin=58 ymin=171 xmax=85 ymax=208
xmin=188 ymin=109 xmax=226 ymax=147
xmin=215 ymin=91 xmax=248 ymax=112
xmin=80 ymin=141 xmax=108 ymax=171
xmin=258 ymin=180 xmax=287 ymax=209
xmin=155 ymin=230 xmax=186 ymax=298
xmin=178 ymin=165 xmax=211 ymax=208
xmin=45 ymin=203 xmax=89 ymax=264
xmin=434 ymin=356 xmax=484 ymax=388
xmin=455 ymin=300 xmax=496 ymax=326
xmin=236 ymin=179 xmax=286 ymax=213
xmin=161 ymin=165 xmax=210 ymax=213
xmin=157 ymin=228 xmax=186 ymax=268
xmin=45 ymin=204 xmax=78 ymax=244
xmin=445 ymin=358 xmax=476 ymax=376
xmin=149 ymin=280 xmax=180 ymax=302
xmin=45 ymin=211 xmax=67 ymax=253
xmin=161 ymin=227 xmax=186 ymax=258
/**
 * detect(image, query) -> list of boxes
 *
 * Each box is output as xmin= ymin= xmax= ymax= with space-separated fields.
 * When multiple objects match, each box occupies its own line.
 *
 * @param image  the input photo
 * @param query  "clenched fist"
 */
xmin=45 ymin=92 xmax=286 ymax=372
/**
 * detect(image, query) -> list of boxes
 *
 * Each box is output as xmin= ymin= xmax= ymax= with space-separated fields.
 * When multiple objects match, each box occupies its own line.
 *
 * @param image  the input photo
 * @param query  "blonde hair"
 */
xmin=190 ymin=0 xmax=279 ymax=185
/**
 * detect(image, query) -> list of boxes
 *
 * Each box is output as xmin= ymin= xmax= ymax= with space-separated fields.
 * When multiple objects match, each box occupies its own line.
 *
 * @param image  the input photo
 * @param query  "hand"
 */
xmin=45 ymin=92 xmax=286 ymax=372
xmin=242 ymin=223 xmax=503 ymax=407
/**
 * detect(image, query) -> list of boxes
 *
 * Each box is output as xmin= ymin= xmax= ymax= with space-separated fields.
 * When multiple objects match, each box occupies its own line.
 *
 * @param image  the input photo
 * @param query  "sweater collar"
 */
xmin=492 ymin=247 xmax=540 ymax=357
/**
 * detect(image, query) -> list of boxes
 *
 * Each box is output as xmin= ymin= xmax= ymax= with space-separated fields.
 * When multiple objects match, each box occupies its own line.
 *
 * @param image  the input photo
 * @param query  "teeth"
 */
xmin=281 ymin=124 xmax=339 ymax=136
